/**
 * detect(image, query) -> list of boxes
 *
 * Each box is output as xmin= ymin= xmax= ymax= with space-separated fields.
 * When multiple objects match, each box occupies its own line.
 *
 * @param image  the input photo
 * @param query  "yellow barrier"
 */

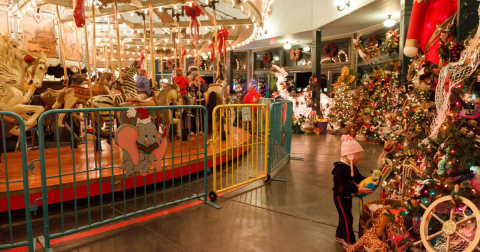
xmin=209 ymin=104 xmax=269 ymax=200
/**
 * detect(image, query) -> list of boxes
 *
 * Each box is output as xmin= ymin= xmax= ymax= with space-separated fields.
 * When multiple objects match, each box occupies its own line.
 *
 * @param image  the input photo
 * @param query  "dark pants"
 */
xmin=190 ymin=100 xmax=205 ymax=133
xmin=334 ymin=194 xmax=356 ymax=244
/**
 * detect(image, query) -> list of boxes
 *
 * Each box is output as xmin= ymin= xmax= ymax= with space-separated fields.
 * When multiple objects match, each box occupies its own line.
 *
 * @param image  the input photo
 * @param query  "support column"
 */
xmin=399 ymin=0 xmax=413 ymax=83
xmin=227 ymin=50 xmax=233 ymax=92
xmin=311 ymin=29 xmax=321 ymax=114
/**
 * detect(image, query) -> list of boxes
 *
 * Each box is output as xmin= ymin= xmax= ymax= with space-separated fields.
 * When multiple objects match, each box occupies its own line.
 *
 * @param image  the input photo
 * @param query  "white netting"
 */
xmin=432 ymin=219 xmax=476 ymax=252
xmin=428 ymin=6 xmax=480 ymax=141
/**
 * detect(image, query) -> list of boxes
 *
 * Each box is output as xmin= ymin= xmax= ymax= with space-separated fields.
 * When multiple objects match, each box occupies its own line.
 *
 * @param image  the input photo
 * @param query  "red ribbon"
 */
xmin=184 ymin=4 xmax=202 ymax=46
xmin=139 ymin=53 xmax=145 ymax=70
xmin=181 ymin=49 xmax=186 ymax=64
xmin=218 ymin=28 xmax=229 ymax=56
xmin=209 ymin=39 xmax=215 ymax=63
xmin=73 ymin=0 xmax=85 ymax=27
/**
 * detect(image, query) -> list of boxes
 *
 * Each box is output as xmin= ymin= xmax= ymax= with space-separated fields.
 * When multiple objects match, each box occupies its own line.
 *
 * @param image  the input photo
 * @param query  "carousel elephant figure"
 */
xmin=114 ymin=108 xmax=168 ymax=176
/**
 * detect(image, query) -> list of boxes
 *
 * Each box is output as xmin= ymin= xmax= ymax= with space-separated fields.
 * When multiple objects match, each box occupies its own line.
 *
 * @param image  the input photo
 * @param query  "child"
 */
xmin=332 ymin=135 xmax=373 ymax=248
xmin=173 ymin=68 xmax=189 ymax=103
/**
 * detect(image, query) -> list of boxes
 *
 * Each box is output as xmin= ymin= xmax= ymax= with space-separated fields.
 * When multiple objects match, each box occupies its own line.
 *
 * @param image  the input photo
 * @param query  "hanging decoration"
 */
xmin=366 ymin=34 xmax=381 ymax=48
xmin=323 ymin=42 xmax=338 ymax=58
xmin=73 ymin=0 xmax=85 ymax=28
xmin=181 ymin=49 xmax=186 ymax=64
xmin=262 ymin=51 xmax=272 ymax=65
xmin=290 ymin=48 xmax=301 ymax=61
xmin=209 ymin=38 xmax=215 ymax=63
xmin=382 ymin=30 xmax=400 ymax=56
xmin=184 ymin=3 xmax=202 ymax=46
xmin=217 ymin=28 xmax=229 ymax=56
xmin=138 ymin=53 xmax=145 ymax=70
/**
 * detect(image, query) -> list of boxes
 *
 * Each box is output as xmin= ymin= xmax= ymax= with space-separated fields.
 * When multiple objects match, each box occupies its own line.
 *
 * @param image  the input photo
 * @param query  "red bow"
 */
xmin=73 ymin=0 xmax=85 ymax=27
xmin=209 ymin=39 xmax=215 ymax=63
xmin=184 ymin=4 xmax=202 ymax=46
xmin=218 ymin=28 xmax=229 ymax=56
xmin=139 ymin=53 xmax=145 ymax=70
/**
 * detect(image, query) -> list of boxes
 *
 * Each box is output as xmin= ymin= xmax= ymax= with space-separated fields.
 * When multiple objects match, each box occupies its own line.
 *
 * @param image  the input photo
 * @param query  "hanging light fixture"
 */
xmin=303 ymin=46 xmax=311 ymax=52
xmin=284 ymin=41 xmax=291 ymax=50
xmin=384 ymin=15 xmax=395 ymax=27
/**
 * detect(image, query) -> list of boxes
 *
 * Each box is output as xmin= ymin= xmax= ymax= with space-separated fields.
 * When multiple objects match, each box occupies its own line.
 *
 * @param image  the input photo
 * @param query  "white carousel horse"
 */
xmin=206 ymin=78 xmax=230 ymax=137
xmin=0 ymin=36 xmax=49 ymax=135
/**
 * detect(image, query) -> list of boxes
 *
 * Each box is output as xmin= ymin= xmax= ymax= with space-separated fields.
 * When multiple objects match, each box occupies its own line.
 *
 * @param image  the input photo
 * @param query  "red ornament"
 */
xmin=209 ymin=38 xmax=215 ymax=63
xmin=24 ymin=55 xmax=34 ymax=64
xmin=73 ymin=0 xmax=85 ymax=27
xmin=218 ymin=28 xmax=229 ymax=56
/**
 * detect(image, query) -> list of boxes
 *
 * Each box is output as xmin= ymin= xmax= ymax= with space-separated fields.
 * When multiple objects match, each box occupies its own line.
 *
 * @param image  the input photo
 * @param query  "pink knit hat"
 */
xmin=341 ymin=135 xmax=364 ymax=176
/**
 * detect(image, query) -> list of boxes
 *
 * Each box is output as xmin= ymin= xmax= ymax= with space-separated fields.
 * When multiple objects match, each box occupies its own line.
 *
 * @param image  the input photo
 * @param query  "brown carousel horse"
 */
xmin=52 ymin=72 xmax=115 ymax=127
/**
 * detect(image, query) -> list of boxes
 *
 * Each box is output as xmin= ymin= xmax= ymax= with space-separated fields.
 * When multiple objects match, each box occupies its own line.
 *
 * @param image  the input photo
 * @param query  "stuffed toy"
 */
xmin=404 ymin=0 xmax=457 ymax=65
xmin=354 ymin=170 xmax=383 ymax=215
xmin=343 ymin=206 xmax=391 ymax=252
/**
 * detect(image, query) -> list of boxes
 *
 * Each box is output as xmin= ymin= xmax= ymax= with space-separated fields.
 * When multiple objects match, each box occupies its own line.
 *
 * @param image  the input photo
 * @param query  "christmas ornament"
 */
xmin=449 ymin=42 xmax=464 ymax=62
xmin=73 ymin=0 xmax=85 ymax=28
xmin=470 ymin=166 xmax=480 ymax=192
xmin=184 ymin=3 xmax=202 ymax=46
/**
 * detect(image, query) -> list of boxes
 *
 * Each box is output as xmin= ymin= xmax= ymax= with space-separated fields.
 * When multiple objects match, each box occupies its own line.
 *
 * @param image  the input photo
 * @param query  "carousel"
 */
xmin=0 ymin=0 xmax=274 ymax=211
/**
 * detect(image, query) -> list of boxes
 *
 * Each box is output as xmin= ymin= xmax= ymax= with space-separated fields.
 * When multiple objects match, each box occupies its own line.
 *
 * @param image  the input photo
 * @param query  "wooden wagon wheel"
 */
xmin=418 ymin=185 xmax=480 ymax=252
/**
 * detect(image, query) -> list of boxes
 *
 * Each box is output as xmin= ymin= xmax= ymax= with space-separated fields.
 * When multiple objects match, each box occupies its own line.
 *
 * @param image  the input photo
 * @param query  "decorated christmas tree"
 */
xmin=328 ymin=66 xmax=356 ymax=128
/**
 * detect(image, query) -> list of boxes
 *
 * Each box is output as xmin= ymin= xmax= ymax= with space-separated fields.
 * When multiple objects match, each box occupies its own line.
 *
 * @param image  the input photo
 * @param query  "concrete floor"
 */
xmin=41 ymin=134 xmax=384 ymax=252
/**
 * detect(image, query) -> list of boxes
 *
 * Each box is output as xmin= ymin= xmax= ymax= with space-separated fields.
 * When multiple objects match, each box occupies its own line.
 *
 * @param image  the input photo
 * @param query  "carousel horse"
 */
xmin=0 ymin=36 xmax=49 ymax=135
xmin=53 ymin=72 xmax=115 ymax=127
xmin=206 ymin=64 xmax=230 ymax=137
xmin=86 ymin=61 xmax=140 ymax=138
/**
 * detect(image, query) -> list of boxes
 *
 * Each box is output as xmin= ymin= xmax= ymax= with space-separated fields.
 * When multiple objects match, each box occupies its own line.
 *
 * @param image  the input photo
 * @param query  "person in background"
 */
xmin=188 ymin=72 xmax=207 ymax=134
xmin=332 ymin=135 xmax=372 ymax=248
xmin=243 ymin=85 xmax=262 ymax=135
xmin=173 ymin=68 xmax=189 ymax=102
xmin=136 ymin=69 xmax=151 ymax=100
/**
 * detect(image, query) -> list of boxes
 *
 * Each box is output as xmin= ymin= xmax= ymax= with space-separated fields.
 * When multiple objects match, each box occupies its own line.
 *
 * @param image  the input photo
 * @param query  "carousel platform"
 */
xmin=0 ymin=126 xmax=251 ymax=212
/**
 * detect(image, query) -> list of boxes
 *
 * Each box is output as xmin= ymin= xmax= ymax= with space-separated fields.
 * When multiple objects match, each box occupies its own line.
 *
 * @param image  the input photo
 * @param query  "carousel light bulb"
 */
xmin=232 ymin=25 xmax=235 ymax=29
xmin=32 ymin=1 xmax=36 ymax=6
xmin=130 ymin=12 xmax=133 ymax=16
xmin=144 ymin=10 xmax=148 ymax=14
xmin=165 ymin=39 xmax=168 ymax=42
xmin=154 ymin=39 xmax=156 ymax=42
xmin=127 ymin=45 xmax=130 ymax=48
xmin=206 ymin=0 xmax=209 ymax=4
xmin=188 ymin=39 xmax=190 ymax=43
xmin=246 ymin=25 xmax=249 ymax=28
xmin=117 ymin=14 xmax=120 ymax=18
xmin=137 ymin=45 xmax=139 ymax=48
xmin=159 ymin=7 xmax=163 ymax=12
xmin=205 ymin=27 xmax=208 ymax=31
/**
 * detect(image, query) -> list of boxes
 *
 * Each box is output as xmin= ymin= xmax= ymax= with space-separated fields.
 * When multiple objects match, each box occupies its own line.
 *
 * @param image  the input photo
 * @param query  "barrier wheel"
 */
xmin=266 ymin=174 xmax=271 ymax=181
xmin=209 ymin=191 xmax=217 ymax=202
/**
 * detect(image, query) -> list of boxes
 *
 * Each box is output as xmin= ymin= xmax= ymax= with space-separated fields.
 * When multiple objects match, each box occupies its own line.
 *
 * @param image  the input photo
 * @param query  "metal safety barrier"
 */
xmin=0 ymin=112 xmax=35 ymax=251
xmin=267 ymin=101 xmax=293 ymax=175
xmin=35 ymin=106 xmax=212 ymax=250
xmin=208 ymin=104 xmax=269 ymax=201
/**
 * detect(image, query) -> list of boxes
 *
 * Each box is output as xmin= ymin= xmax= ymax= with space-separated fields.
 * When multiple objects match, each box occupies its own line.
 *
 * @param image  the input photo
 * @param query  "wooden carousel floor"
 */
xmin=0 ymin=126 xmax=252 ymax=211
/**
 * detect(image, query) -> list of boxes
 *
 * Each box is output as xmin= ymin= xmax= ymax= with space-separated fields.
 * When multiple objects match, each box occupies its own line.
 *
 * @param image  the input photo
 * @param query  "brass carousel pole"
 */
xmin=148 ymin=0 xmax=155 ymax=88
xmin=56 ymin=6 xmax=68 ymax=87
xmin=83 ymin=5 xmax=99 ymax=168
xmin=114 ymin=0 xmax=123 ymax=82
xmin=213 ymin=5 xmax=219 ymax=81
xmin=142 ymin=14 xmax=148 ymax=73
xmin=91 ymin=3 xmax=97 ymax=76
xmin=107 ymin=18 xmax=115 ymax=73
xmin=173 ymin=27 xmax=177 ymax=70
xmin=104 ymin=33 xmax=109 ymax=72
xmin=75 ymin=27 xmax=82 ymax=74
xmin=177 ymin=22 xmax=182 ymax=69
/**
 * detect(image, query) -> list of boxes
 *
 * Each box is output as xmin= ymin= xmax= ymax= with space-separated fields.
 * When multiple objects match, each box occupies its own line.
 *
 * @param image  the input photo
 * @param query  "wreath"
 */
xmin=366 ymin=34 xmax=382 ymax=48
xmin=262 ymin=51 xmax=272 ymax=65
xmin=165 ymin=59 xmax=174 ymax=70
xmin=194 ymin=57 xmax=204 ymax=66
xmin=323 ymin=42 xmax=338 ymax=58
xmin=290 ymin=48 xmax=301 ymax=61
